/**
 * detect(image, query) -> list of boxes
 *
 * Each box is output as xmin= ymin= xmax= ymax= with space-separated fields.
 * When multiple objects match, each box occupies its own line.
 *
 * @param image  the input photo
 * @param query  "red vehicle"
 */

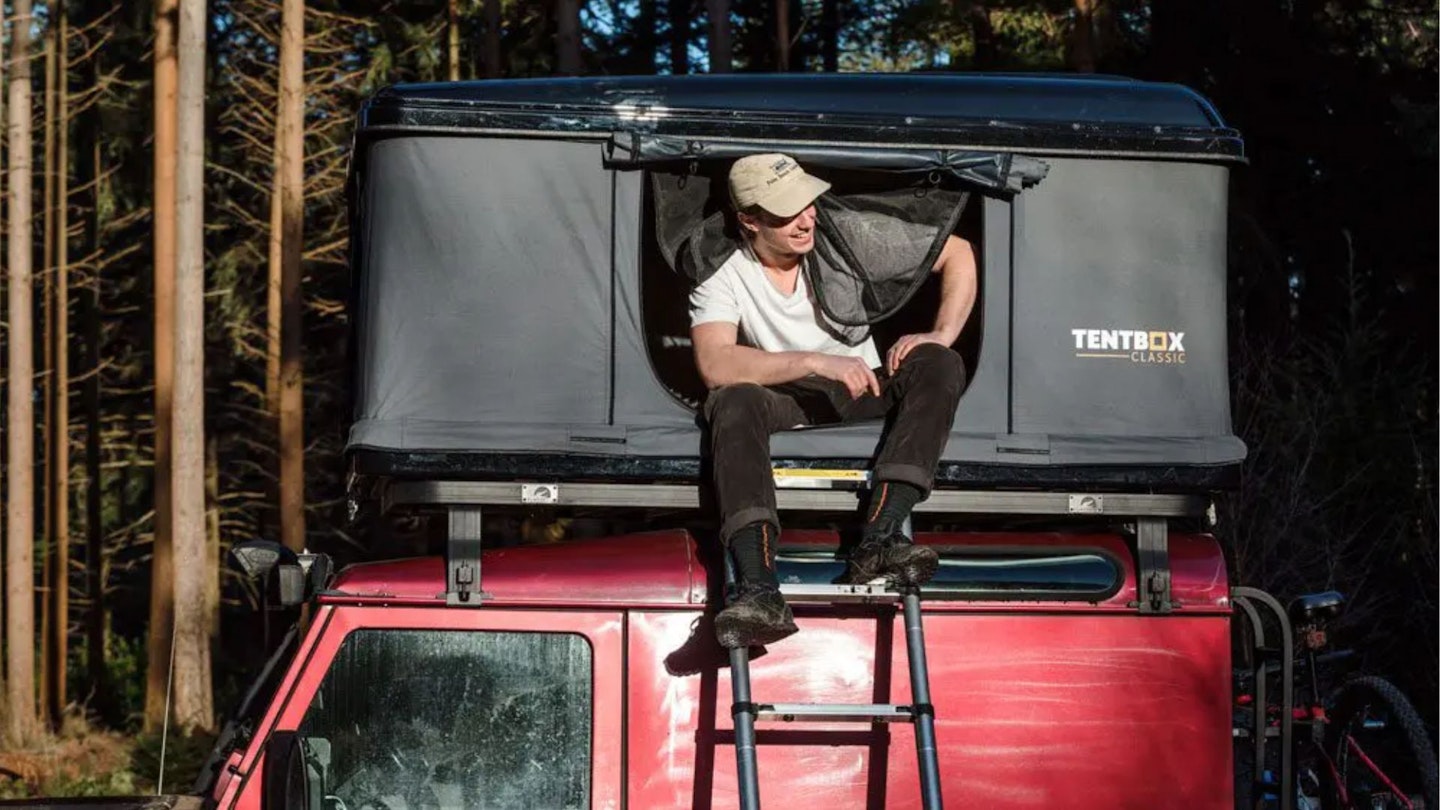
xmin=202 ymin=524 xmax=1234 ymax=810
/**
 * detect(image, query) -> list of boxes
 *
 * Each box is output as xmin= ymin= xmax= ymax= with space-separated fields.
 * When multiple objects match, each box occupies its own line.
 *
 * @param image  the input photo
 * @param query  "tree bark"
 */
xmin=172 ymin=0 xmax=213 ymax=733
xmin=144 ymin=0 xmax=178 ymax=734
xmin=636 ymin=0 xmax=657 ymax=73
xmin=84 ymin=55 xmax=107 ymax=721
xmin=483 ymin=0 xmax=502 ymax=78
xmin=448 ymin=0 xmax=461 ymax=81
xmin=775 ymin=0 xmax=790 ymax=71
xmin=278 ymin=0 xmax=306 ymax=555
xmin=47 ymin=0 xmax=72 ymax=730
xmin=668 ymin=0 xmax=690 ymax=74
xmin=1068 ymin=0 xmax=1098 ymax=73
xmin=706 ymin=0 xmax=731 ymax=73
xmin=820 ymin=0 xmax=837 ymax=72
xmin=556 ymin=0 xmax=581 ymax=75
xmin=39 ymin=20 xmax=56 ymax=729
xmin=6 ymin=0 xmax=39 ymax=748
xmin=968 ymin=5 xmax=995 ymax=69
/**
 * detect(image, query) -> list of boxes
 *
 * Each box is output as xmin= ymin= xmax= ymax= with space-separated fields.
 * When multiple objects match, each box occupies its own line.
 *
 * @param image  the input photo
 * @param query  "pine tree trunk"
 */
xmin=557 ymin=0 xmax=581 ymax=75
xmin=38 ymin=22 xmax=56 ymax=729
xmin=706 ymin=0 xmax=731 ymax=73
xmin=968 ymin=5 xmax=996 ymax=69
xmin=1068 ymin=0 xmax=1098 ymax=73
xmin=278 ymin=0 xmax=306 ymax=554
xmin=448 ymin=0 xmax=461 ymax=81
xmin=820 ymin=0 xmax=837 ymax=72
xmin=636 ymin=0 xmax=656 ymax=73
xmin=48 ymin=0 xmax=72 ymax=730
xmin=172 ymin=0 xmax=213 ymax=732
xmin=483 ymin=0 xmax=502 ymax=78
xmin=144 ymin=0 xmax=179 ymax=734
xmin=775 ymin=0 xmax=790 ymax=71
xmin=6 ymin=0 xmax=39 ymax=748
xmin=84 ymin=54 xmax=107 ymax=720
xmin=49 ymin=0 xmax=71 ymax=729
xmin=668 ymin=0 xmax=689 ymax=74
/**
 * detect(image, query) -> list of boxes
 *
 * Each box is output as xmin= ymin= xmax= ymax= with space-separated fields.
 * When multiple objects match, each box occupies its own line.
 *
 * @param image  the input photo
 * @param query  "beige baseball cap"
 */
xmin=728 ymin=153 xmax=831 ymax=218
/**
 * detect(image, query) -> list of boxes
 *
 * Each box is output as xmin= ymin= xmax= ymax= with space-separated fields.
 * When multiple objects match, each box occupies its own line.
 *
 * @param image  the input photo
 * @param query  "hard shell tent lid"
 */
xmin=347 ymin=74 xmax=1247 ymax=490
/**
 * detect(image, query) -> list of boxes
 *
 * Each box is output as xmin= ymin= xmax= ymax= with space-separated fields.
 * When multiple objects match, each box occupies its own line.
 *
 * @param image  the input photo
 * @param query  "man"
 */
xmin=690 ymin=153 xmax=977 ymax=649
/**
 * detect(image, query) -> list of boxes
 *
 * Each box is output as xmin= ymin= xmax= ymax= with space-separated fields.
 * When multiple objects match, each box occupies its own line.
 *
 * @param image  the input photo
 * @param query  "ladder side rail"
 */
xmin=902 ymin=590 xmax=944 ymax=810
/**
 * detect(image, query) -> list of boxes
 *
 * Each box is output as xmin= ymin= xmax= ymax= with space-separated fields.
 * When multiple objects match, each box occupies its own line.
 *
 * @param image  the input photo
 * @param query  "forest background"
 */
xmin=0 ymin=0 xmax=1434 ymax=796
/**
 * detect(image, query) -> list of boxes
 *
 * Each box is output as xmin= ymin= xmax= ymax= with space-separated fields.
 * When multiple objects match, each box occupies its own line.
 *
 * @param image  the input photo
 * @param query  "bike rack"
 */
xmin=1233 ymin=587 xmax=1295 ymax=810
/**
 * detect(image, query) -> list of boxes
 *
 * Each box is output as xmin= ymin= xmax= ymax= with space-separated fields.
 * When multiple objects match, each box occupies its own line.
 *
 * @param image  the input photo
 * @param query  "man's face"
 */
xmin=741 ymin=205 xmax=817 ymax=260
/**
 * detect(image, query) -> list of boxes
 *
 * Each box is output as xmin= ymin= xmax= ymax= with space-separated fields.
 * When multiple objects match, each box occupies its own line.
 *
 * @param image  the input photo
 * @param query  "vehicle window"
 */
xmin=295 ymin=630 xmax=591 ymax=810
xmin=776 ymin=547 xmax=1121 ymax=601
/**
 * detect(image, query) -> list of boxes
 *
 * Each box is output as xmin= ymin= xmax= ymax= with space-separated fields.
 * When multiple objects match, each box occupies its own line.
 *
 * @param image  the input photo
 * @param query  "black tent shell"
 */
xmin=346 ymin=74 xmax=1245 ymax=492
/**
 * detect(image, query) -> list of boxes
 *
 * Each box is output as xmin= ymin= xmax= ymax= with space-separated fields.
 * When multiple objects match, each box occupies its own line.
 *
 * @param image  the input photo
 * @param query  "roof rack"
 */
xmin=384 ymin=478 xmax=1205 ymax=614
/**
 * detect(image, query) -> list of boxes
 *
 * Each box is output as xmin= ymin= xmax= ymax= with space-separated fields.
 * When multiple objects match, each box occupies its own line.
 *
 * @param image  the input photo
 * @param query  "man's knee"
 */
xmin=703 ymin=383 xmax=771 ymax=426
xmin=907 ymin=344 xmax=968 ymax=393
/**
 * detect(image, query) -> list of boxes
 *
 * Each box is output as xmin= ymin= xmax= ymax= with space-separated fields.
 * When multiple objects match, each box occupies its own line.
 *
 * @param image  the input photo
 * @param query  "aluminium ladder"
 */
xmin=725 ymin=579 xmax=944 ymax=810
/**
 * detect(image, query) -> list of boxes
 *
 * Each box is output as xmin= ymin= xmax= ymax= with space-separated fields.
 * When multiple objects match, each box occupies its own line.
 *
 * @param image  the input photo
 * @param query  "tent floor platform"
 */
xmin=350 ymin=450 xmax=1239 ymax=495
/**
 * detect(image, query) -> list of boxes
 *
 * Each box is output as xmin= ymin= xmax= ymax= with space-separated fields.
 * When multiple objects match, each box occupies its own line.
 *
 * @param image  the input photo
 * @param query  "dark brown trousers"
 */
xmin=703 ymin=343 xmax=967 ymax=543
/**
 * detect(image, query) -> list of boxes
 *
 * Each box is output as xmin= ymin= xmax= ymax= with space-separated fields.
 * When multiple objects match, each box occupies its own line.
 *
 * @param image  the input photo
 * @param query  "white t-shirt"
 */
xmin=689 ymin=247 xmax=881 ymax=369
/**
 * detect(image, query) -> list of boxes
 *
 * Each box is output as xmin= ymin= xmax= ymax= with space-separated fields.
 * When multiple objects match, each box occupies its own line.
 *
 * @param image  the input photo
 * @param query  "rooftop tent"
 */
xmin=346 ymin=74 xmax=1247 ymax=490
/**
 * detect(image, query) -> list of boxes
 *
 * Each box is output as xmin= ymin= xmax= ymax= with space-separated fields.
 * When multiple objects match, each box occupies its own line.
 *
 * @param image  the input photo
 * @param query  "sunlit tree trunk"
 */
xmin=448 ymin=0 xmax=461 ymax=81
xmin=1068 ymin=0 xmax=1098 ymax=73
xmin=483 ymin=0 xmax=502 ymax=78
xmin=144 ymin=0 xmax=178 ymax=734
xmin=557 ymin=0 xmax=581 ymax=75
xmin=38 ymin=19 xmax=56 ymax=728
xmin=775 ymin=0 xmax=790 ymax=71
xmin=706 ymin=0 xmax=731 ymax=73
xmin=46 ymin=0 xmax=72 ymax=730
xmin=6 ymin=0 xmax=40 ymax=748
xmin=172 ymin=0 xmax=213 ymax=732
xmin=277 ymin=0 xmax=306 ymax=555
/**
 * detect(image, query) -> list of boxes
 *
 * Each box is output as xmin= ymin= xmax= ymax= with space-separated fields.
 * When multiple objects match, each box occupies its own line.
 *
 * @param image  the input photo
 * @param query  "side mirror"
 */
xmin=230 ymin=541 xmax=334 ymax=608
xmin=262 ymin=731 xmax=315 ymax=810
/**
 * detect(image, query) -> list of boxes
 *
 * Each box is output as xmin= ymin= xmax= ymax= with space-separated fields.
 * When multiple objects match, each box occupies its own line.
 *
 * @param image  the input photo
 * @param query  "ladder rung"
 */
xmin=779 ymin=583 xmax=904 ymax=604
xmin=754 ymin=703 xmax=915 ymax=723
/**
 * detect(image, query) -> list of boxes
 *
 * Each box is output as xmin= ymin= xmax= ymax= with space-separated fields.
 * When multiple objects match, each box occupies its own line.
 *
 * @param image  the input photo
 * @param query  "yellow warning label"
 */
xmin=772 ymin=468 xmax=870 ymax=481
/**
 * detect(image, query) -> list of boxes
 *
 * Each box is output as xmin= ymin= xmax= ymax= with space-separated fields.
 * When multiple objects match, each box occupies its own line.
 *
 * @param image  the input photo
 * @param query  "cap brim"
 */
xmin=757 ymin=175 xmax=832 ymax=218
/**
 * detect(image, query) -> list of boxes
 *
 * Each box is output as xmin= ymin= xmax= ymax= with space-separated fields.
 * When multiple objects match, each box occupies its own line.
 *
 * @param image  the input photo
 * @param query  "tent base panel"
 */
xmin=350 ymin=450 xmax=1240 ymax=492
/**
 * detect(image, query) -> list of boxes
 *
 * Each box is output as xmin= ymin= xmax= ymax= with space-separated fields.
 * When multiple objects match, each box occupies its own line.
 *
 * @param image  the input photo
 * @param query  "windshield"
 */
xmin=294 ymin=629 xmax=592 ymax=810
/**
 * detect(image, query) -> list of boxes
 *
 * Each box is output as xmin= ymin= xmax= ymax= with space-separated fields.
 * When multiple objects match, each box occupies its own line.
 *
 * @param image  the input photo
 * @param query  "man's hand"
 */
xmin=810 ymin=353 xmax=881 ymax=399
xmin=886 ymin=331 xmax=951 ymax=376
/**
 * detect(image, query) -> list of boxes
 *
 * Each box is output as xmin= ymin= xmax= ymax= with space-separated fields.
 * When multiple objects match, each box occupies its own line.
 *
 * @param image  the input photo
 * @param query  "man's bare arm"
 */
xmin=929 ymin=235 xmax=979 ymax=344
xmin=884 ymin=235 xmax=978 ymax=374
xmin=693 ymin=321 xmax=880 ymax=398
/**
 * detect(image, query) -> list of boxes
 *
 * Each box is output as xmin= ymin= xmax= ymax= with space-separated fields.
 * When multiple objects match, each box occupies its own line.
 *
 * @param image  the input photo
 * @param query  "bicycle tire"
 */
xmin=1325 ymin=675 xmax=1438 ymax=809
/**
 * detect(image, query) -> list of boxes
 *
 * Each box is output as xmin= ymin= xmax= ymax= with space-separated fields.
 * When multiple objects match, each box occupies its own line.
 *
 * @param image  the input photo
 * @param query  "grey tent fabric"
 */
xmin=348 ymin=134 xmax=1247 ymax=475
xmin=351 ymin=138 xmax=614 ymax=448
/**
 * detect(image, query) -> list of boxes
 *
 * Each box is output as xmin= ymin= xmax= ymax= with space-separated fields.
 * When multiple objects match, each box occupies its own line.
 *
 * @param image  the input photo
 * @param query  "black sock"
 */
xmin=728 ymin=521 xmax=780 ymax=587
xmin=862 ymin=481 xmax=924 ymax=541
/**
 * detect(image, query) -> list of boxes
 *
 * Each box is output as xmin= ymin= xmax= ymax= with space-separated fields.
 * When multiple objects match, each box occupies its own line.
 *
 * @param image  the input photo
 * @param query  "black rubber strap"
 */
xmin=731 ymin=701 xmax=760 ymax=718
xmin=909 ymin=703 xmax=935 ymax=718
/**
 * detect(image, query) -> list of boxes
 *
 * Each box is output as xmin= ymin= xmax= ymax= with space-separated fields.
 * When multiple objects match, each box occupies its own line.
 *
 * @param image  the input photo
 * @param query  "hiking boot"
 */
xmin=840 ymin=534 xmax=939 ymax=588
xmin=714 ymin=583 xmax=799 ymax=649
